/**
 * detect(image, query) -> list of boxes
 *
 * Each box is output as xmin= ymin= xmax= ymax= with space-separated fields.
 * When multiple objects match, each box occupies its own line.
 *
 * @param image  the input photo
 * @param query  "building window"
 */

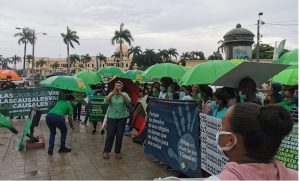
xmin=87 ymin=64 xmax=89 ymax=67
xmin=92 ymin=64 xmax=94 ymax=68
xmin=126 ymin=64 xmax=128 ymax=67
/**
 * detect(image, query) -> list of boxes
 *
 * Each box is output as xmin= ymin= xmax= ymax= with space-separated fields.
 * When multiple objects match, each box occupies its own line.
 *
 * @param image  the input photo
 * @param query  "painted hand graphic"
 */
xmin=168 ymin=104 xmax=198 ymax=172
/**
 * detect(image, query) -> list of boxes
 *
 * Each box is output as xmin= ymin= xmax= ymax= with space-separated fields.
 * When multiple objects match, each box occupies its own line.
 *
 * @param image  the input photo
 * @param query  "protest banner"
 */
xmin=89 ymin=95 xmax=107 ymax=122
xmin=0 ymin=87 xmax=63 ymax=117
xmin=275 ymin=123 xmax=298 ymax=170
xmin=199 ymin=113 xmax=228 ymax=175
xmin=144 ymin=98 xmax=200 ymax=177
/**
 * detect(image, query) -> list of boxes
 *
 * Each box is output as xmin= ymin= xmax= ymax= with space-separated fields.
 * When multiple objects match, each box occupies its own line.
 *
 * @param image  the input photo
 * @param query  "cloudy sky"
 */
xmin=0 ymin=0 xmax=298 ymax=65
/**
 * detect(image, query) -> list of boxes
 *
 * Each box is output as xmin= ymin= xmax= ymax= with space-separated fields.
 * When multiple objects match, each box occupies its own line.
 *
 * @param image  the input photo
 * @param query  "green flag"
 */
xmin=273 ymin=39 xmax=286 ymax=63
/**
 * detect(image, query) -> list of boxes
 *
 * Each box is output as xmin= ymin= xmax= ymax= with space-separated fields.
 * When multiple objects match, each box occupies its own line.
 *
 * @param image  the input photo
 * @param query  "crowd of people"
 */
xmin=136 ymin=77 xmax=298 ymax=121
xmin=33 ymin=76 xmax=298 ymax=180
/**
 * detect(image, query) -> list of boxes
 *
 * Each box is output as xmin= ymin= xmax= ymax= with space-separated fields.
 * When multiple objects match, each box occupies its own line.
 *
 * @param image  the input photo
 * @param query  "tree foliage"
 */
xmin=252 ymin=43 xmax=289 ymax=59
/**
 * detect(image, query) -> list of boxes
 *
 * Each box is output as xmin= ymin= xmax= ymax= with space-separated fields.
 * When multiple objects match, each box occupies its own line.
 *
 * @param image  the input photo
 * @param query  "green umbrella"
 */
xmin=179 ymin=60 xmax=237 ymax=85
xmin=121 ymin=70 xmax=145 ymax=82
xmin=74 ymin=70 xmax=102 ymax=85
xmin=142 ymin=63 xmax=186 ymax=81
xmin=278 ymin=49 xmax=298 ymax=65
xmin=273 ymin=65 xmax=298 ymax=85
xmin=97 ymin=66 xmax=125 ymax=76
xmin=40 ymin=76 xmax=92 ymax=93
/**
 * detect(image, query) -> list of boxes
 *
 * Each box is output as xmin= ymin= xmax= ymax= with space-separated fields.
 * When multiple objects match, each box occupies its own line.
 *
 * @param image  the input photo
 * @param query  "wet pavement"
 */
xmin=0 ymin=116 xmax=180 ymax=180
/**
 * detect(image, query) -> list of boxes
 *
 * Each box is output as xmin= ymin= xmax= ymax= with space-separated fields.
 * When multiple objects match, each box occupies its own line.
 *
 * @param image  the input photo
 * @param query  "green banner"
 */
xmin=275 ymin=123 xmax=298 ymax=170
xmin=16 ymin=118 xmax=32 ymax=151
xmin=89 ymin=95 xmax=107 ymax=122
xmin=0 ymin=87 xmax=64 ymax=117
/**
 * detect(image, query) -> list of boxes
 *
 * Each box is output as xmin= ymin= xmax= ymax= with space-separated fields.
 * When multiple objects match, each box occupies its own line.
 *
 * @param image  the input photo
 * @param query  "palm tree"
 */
xmin=180 ymin=52 xmax=191 ymax=60
xmin=61 ymin=26 xmax=80 ymax=74
xmin=195 ymin=51 xmax=205 ymax=60
xmin=96 ymin=53 xmax=107 ymax=69
xmin=111 ymin=52 xmax=121 ymax=66
xmin=128 ymin=46 xmax=142 ymax=58
xmin=36 ymin=58 xmax=47 ymax=73
xmin=14 ymin=27 xmax=34 ymax=76
xmin=11 ymin=55 xmax=22 ymax=68
xmin=190 ymin=51 xmax=197 ymax=59
xmin=158 ymin=49 xmax=169 ymax=62
xmin=208 ymin=51 xmax=223 ymax=60
xmin=50 ymin=62 xmax=60 ymax=71
xmin=144 ymin=49 xmax=155 ymax=67
xmin=80 ymin=54 xmax=92 ymax=68
xmin=168 ymin=48 xmax=179 ymax=61
xmin=69 ymin=54 xmax=80 ymax=70
xmin=111 ymin=23 xmax=134 ymax=67
xmin=217 ymin=40 xmax=224 ymax=53
xmin=0 ymin=56 xmax=11 ymax=69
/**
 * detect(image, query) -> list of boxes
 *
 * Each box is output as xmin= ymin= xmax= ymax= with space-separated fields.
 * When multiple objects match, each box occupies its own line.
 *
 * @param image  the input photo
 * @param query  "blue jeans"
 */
xmin=46 ymin=113 xmax=68 ymax=152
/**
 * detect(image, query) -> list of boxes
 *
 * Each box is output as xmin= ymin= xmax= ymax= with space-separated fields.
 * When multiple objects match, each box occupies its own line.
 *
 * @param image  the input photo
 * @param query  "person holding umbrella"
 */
xmin=103 ymin=81 xmax=131 ymax=159
xmin=46 ymin=94 xmax=75 ymax=155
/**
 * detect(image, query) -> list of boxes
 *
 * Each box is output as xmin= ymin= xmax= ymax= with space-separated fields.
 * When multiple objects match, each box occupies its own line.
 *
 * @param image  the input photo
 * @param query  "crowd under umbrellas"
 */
xmin=0 ymin=50 xmax=298 ymax=179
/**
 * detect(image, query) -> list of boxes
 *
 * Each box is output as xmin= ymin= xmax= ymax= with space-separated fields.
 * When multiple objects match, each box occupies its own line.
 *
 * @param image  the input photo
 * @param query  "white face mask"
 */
xmin=216 ymin=131 xmax=237 ymax=151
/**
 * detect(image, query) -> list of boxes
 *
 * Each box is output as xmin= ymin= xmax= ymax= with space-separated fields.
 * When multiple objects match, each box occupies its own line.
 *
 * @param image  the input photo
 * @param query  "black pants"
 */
xmin=103 ymin=118 xmax=127 ymax=154
xmin=73 ymin=103 xmax=82 ymax=121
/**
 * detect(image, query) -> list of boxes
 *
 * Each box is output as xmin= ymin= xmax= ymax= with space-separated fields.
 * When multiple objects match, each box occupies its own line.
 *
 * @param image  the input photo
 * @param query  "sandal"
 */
xmin=103 ymin=152 xmax=109 ymax=159
xmin=115 ymin=154 xmax=122 ymax=159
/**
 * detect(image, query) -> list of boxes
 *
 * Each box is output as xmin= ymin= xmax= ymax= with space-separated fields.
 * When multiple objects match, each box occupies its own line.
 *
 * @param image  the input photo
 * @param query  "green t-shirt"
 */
xmin=106 ymin=92 xmax=131 ymax=119
xmin=49 ymin=100 xmax=73 ymax=117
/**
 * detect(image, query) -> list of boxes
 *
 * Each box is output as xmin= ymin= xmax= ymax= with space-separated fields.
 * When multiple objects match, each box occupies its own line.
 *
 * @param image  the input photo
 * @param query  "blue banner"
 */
xmin=144 ymin=98 xmax=200 ymax=177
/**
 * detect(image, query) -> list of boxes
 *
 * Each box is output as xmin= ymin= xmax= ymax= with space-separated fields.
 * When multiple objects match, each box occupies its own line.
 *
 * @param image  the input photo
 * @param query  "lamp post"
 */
xmin=256 ymin=12 xmax=265 ymax=62
xmin=31 ymin=30 xmax=47 ymax=84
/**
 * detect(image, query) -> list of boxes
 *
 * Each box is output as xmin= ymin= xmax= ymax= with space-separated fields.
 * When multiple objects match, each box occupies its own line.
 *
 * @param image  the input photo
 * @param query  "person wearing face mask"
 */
xmin=212 ymin=91 xmax=228 ymax=119
xmin=103 ymin=81 xmax=131 ymax=159
xmin=182 ymin=86 xmax=193 ymax=100
xmin=210 ymin=103 xmax=297 ymax=180
xmin=278 ymin=88 xmax=297 ymax=112
xmin=238 ymin=77 xmax=262 ymax=105
xmin=179 ymin=86 xmax=186 ymax=100
xmin=159 ymin=83 xmax=173 ymax=100
xmin=151 ymin=86 xmax=160 ymax=98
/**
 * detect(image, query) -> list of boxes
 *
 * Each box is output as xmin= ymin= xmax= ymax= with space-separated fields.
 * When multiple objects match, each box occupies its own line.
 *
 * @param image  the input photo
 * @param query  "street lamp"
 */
xmin=256 ymin=12 xmax=265 ymax=62
xmin=31 ymin=30 xmax=47 ymax=85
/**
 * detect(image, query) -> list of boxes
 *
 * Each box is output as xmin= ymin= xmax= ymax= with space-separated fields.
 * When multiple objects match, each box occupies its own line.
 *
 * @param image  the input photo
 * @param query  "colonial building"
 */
xmin=26 ymin=44 xmax=132 ymax=76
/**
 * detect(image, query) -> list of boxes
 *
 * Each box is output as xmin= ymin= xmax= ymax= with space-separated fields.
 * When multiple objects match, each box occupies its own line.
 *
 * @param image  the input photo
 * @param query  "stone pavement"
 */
xmin=0 ymin=116 xmax=180 ymax=180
